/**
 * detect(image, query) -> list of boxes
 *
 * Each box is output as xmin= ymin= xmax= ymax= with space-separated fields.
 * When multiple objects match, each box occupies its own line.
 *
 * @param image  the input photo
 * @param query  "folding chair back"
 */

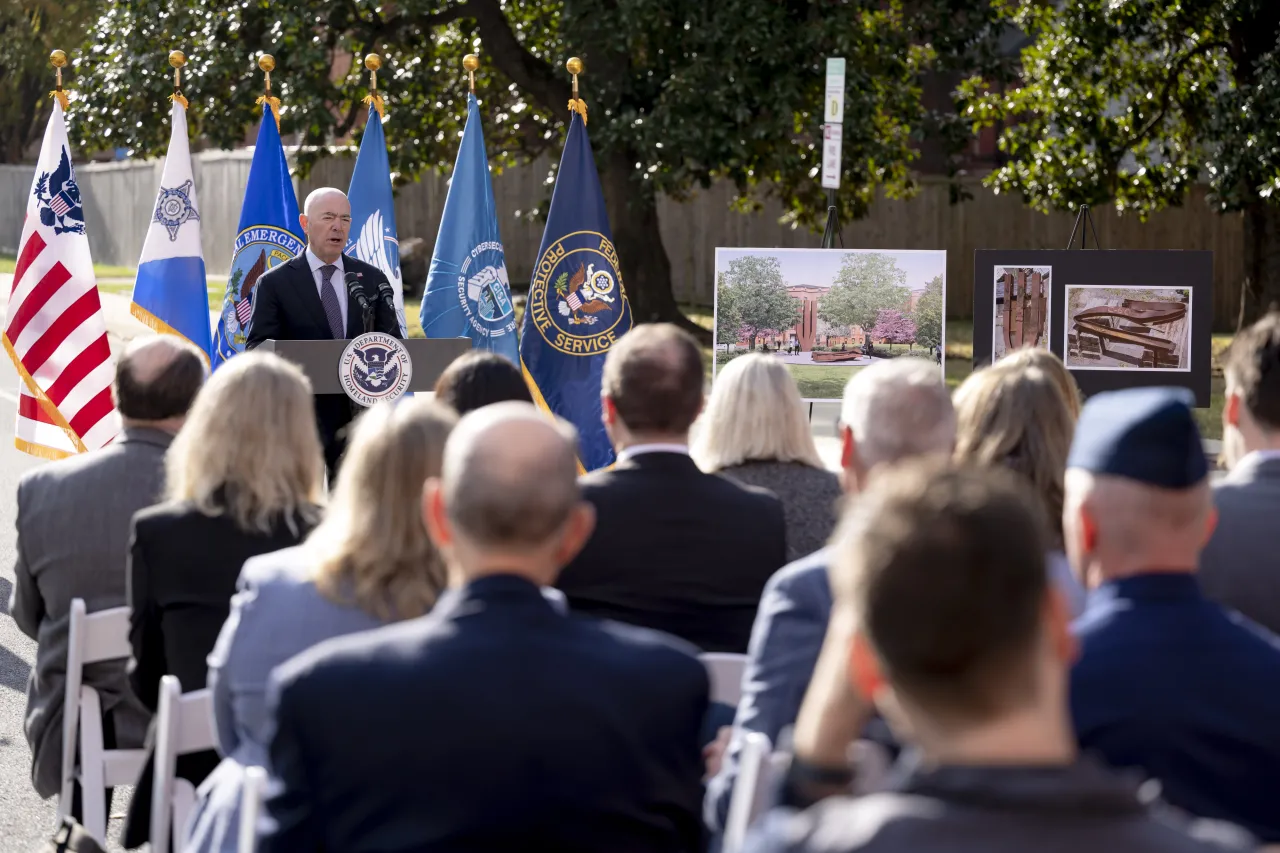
xmin=150 ymin=675 xmax=215 ymax=853
xmin=699 ymin=652 xmax=749 ymax=707
xmin=238 ymin=765 xmax=268 ymax=853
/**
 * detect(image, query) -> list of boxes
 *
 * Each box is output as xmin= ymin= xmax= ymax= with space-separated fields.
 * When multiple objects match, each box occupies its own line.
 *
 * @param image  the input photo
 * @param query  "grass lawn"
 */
xmin=0 ymin=253 xmax=137 ymax=279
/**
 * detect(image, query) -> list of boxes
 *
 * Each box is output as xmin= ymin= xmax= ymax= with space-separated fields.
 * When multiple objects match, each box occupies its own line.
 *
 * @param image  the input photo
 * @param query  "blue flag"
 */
xmin=212 ymin=105 xmax=304 ymax=368
xmin=420 ymin=94 xmax=517 ymax=361
xmin=346 ymin=110 xmax=407 ymax=336
xmin=520 ymin=109 xmax=632 ymax=472
xmin=131 ymin=100 xmax=213 ymax=360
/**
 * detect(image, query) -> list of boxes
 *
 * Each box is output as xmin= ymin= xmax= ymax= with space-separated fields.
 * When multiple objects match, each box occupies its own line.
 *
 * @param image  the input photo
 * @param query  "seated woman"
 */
xmin=1000 ymin=344 xmax=1083 ymax=420
xmin=182 ymin=397 xmax=459 ymax=852
xmin=952 ymin=355 xmax=1087 ymax=616
xmin=123 ymin=352 xmax=325 ymax=848
xmin=692 ymin=353 xmax=841 ymax=562
xmin=434 ymin=350 xmax=533 ymax=415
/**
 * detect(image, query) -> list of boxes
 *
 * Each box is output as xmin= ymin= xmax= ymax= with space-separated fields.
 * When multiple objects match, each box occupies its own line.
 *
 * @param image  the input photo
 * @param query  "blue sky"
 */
xmin=715 ymin=248 xmax=947 ymax=292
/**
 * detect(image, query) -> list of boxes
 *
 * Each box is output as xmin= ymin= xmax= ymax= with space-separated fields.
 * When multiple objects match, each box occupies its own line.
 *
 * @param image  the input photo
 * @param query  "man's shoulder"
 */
xmin=273 ymin=613 xmax=441 ymax=695
xmin=257 ymin=255 xmax=307 ymax=286
xmin=342 ymin=254 xmax=388 ymax=283
xmin=18 ymin=440 xmax=147 ymax=500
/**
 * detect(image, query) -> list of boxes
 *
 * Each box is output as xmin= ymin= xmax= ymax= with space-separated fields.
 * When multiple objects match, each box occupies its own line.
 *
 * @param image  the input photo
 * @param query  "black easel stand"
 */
xmin=1066 ymin=204 xmax=1103 ymax=249
xmin=820 ymin=189 xmax=843 ymax=249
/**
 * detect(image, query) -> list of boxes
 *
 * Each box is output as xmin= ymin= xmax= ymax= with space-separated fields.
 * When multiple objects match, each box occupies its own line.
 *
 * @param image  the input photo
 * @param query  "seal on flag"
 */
xmin=154 ymin=179 xmax=200 ymax=240
xmin=457 ymin=241 xmax=516 ymax=339
xmin=222 ymin=225 xmax=305 ymax=346
xmin=527 ymin=231 xmax=628 ymax=357
xmin=33 ymin=146 xmax=85 ymax=236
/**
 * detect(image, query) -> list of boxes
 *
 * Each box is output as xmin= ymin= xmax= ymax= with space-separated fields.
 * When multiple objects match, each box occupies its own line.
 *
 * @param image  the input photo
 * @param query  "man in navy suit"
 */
xmin=246 ymin=187 xmax=400 ymax=478
xmin=1067 ymin=387 xmax=1280 ymax=842
xmin=260 ymin=402 xmax=710 ymax=853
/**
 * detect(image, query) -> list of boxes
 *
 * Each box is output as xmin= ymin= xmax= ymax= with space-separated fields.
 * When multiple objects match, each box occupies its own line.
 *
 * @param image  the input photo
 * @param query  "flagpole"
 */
xmin=464 ymin=53 xmax=478 ymax=93
xmin=49 ymin=50 xmax=69 ymax=111
xmin=566 ymin=57 xmax=587 ymax=124
xmin=169 ymin=50 xmax=189 ymax=109
xmin=362 ymin=53 xmax=385 ymax=119
xmin=257 ymin=54 xmax=282 ymax=128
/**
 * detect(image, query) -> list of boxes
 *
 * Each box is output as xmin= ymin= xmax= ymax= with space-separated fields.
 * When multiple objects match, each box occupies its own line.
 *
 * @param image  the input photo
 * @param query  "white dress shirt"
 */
xmin=615 ymin=443 xmax=689 ymax=464
xmin=306 ymin=247 xmax=347 ymax=334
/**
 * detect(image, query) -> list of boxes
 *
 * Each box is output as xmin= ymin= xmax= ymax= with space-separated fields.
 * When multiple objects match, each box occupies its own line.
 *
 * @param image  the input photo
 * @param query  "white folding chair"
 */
xmin=150 ymin=675 xmax=215 ymax=853
xmin=700 ymin=652 xmax=749 ymax=707
xmin=238 ymin=765 xmax=268 ymax=853
xmin=722 ymin=732 xmax=791 ymax=853
xmin=56 ymin=598 xmax=148 ymax=842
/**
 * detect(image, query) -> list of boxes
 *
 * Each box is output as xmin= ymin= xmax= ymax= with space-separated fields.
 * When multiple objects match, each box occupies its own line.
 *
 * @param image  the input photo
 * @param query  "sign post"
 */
xmin=820 ymin=57 xmax=845 ymax=248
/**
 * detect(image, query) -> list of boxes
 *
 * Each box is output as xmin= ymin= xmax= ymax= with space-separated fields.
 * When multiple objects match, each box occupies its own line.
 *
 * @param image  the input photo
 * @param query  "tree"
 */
xmin=0 ymin=0 xmax=99 ymax=163
xmin=72 ymin=0 xmax=1013 ymax=338
xmin=958 ymin=0 xmax=1280 ymax=325
xmin=816 ymin=317 xmax=850 ymax=347
xmin=912 ymin=273 xmax=943 ymax=352
xmin=715 ymin=277 xmax=742 ymax=347
xmin=720 ymin=255 xmax=798 ymax=352
xmin=871 ymin=308 xmax=916 ymax=346
xmin=818 ymin=252 xmax=911 ymax=341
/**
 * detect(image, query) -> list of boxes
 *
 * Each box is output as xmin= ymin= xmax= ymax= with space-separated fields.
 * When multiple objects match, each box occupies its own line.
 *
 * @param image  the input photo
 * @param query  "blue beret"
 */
xmin=1067 ymin=387 xmax=1206 ymax=488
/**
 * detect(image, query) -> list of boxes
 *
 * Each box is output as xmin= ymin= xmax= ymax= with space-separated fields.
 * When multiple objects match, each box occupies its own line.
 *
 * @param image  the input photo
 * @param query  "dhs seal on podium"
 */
xmin=339 ymin=333 xmax=414 ymax=406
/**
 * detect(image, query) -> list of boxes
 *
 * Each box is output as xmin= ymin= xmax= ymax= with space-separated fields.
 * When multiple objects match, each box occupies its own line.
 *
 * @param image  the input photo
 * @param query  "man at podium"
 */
xmin=246 ymin=187 xmax=402 ymax=478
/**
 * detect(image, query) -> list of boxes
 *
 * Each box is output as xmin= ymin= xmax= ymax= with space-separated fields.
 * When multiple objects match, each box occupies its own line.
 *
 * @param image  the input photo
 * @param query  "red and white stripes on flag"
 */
xmin=4 ymin=102 xmax=119 ymax=459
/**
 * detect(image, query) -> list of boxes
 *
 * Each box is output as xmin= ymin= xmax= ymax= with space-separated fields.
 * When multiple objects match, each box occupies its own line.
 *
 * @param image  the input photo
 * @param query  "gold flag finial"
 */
xmin=169 ymin=50 xmax=189 ymax=110
xmin=362 ymin=53 xmax=385 ymax=120
xmin=256 ymin=53 xmax=282 ymax=129
xmin=463 ymin=54 xmax=479 ymax=94
xmin=566 ymin=57 xmax=586 ymax=124
xmin=49 ymin=50 xmax=69 ymax=111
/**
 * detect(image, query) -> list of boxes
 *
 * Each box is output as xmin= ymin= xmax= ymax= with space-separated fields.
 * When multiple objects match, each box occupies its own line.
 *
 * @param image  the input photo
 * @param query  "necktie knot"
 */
xmin=322 ymin=264 xmax=337 ymax=283
xmin=319 ymin=264 xmax=345 ymax=338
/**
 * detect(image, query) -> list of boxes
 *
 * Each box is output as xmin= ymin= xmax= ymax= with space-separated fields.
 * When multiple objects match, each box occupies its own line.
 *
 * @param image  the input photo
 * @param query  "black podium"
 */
xmin=257 ymin=337 xmax=472 ymax=399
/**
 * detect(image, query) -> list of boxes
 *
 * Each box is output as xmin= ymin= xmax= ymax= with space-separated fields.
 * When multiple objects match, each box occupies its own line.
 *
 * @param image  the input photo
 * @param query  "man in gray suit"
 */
xmin=9 ymin=334 xmax=206 ymax=814
xmin=1200 ymin=312 xmax=1280 ymax=633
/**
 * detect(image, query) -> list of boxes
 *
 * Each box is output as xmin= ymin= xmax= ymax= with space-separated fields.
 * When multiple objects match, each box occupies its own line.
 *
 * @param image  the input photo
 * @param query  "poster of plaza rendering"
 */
xmin=713 ymin=248 xmax=946 ymax=401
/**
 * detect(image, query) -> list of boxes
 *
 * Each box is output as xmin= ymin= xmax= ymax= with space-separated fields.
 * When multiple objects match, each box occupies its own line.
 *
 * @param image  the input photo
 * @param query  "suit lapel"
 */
xmin=289 ymin=255 xmax=336 ymax=338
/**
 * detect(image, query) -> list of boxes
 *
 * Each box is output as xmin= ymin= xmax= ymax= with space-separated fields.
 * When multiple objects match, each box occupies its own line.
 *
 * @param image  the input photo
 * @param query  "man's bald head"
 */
xmin=113 ymin=335 xmax=206 ymax=426
xmin=303 ymin=187 xmax=349 ymax=217
xmin=442 ymin=402 xmax=582 ymax=549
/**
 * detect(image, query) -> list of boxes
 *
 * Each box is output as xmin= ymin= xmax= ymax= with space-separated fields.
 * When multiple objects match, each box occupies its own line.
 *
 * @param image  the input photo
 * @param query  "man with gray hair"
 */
xmin=705 ymin=357 xmax=956 ymax=832
xmin=246 ymin=187 xmax=401 ymax=479
xmin=261 ymin=402 xmax=710 ymax=853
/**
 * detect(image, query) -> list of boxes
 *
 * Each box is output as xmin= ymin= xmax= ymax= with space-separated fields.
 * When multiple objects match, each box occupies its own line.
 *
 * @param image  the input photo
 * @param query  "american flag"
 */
xmin=235 ymin=297 xmax=253 ymax=326
xmin=4 ymin=103 xmax=119 ymax=459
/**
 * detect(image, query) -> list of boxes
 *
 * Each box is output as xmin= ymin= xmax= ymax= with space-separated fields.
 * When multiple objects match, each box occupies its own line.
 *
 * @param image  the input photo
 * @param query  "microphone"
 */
xmin=345 ymin=272 xmax=374 ymax=334
xmin=375 ymin=279 xmax=398 ymax=315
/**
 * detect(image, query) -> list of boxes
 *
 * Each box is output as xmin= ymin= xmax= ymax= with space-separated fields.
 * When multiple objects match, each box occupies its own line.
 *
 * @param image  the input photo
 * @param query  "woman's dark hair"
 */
xmin=434 ymin=350 xmax=533 ymax=415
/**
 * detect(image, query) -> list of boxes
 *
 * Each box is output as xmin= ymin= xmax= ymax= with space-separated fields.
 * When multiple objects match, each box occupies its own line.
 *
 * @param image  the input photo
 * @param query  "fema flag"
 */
xmin=346 ymin=109 xmax=408 ymax=336
xmin=519 ymin=109 xmax=632 ymax=472
xmin=212 ymin=104 xmax=304 ymax=368
xmin=420 ymin=93 xmax=518 ymax=363
xmin=131 ymin=99 xmax=213 ymax=360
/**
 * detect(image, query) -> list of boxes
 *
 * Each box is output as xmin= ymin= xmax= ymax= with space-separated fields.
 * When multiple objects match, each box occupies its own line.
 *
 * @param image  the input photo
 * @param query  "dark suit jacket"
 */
xmin=261 ymin=575 xmax=710 ymax=853
xmin=244 ymin=253 xmax=401 ymax=460
xmin=1199 ymin=452 xmax=1280 ymax=634
xmin=1071 ymin=573 xmax=1280 ymax=843
xmin=121 ymin=500 xmax=315 ymax=848
xmin=556 ymin=451 xmax=788 ymax=653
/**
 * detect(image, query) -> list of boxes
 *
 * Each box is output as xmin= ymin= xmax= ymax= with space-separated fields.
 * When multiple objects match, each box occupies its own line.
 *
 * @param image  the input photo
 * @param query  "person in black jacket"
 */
xmin=555 ymin=323 xmax=788 ymax=654
xmin=245 ymin=187 xmax=401 ymax=479
xmin=122 ymin=352 xmax=324 ymax=849
xmin=260 ymin=402 xmax=709 ymax=853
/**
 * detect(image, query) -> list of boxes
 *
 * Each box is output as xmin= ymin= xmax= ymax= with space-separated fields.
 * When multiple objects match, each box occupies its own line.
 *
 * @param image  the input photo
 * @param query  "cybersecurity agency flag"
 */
xmin=212 ymin=103 xmax=303 ymax=368
xmin=520 ymin=110 xmax=632 ymax=472
xmin=131 ymin=98 xmax=213 ymax=360
xmin=346 ymin=109 xmax=407 ymax=336
xmin=420 ymin=93 xmax=518 ymax=363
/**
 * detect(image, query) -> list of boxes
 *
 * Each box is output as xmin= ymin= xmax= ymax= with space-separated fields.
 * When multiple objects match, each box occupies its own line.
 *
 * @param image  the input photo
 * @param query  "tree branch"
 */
xmin=467 ymin=0 xmax=568 ymax=115
xmin=1129 ymin=39 xmax=1230 ymax=144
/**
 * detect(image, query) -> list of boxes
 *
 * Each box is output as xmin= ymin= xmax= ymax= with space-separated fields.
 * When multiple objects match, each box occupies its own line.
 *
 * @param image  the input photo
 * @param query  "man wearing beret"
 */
xmin=1066 ymin=386 xmax=1280 ymax=843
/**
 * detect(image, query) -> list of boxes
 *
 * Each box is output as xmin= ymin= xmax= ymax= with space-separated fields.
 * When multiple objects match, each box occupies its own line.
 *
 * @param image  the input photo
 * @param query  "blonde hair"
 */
xmin=166 ymin=352 xmax=323 ymax=534
xmin=309 ymin=398 xmax=458 ymax=621
xmin=953 ymin=362 xmax=1075 ymax=547
xmin=692 ymin=353 xmax=822 ymax=471
xmin=999 ymin=346 xmax=1081 ymax=420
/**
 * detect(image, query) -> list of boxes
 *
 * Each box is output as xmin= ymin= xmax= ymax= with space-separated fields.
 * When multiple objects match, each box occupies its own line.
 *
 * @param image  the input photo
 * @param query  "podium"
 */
xmin=257 ymin=337 xmax=472 ymax=398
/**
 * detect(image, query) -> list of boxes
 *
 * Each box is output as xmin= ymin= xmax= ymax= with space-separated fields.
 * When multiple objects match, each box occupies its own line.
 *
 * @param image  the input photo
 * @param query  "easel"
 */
xmin=1066 ymin=204 xmax=1103 ymax=250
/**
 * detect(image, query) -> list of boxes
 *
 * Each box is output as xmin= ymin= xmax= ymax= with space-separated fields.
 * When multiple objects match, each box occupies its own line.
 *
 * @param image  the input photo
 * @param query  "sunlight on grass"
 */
xmin=1 ymin=254 xmax=137 ymax=279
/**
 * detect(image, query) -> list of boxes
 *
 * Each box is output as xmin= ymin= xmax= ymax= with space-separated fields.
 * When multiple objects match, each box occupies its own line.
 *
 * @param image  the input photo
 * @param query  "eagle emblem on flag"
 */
xmin=33 ymin=146 xmax=85 ymax=236
xmin=555 ymin=262 xmax=617 ymax=326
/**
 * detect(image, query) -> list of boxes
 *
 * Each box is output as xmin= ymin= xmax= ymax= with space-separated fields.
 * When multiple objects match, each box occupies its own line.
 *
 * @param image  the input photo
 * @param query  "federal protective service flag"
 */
xmin=131 ymin=98 xmax=213 ymax=360
xmin=520 ymin=109 xmax=632 ymax=472
xmin=212 ymin=104 xmax=304 ymax=368
xmin=346 ymin=109 xmax=408 ymax=336
xmin=420 ymin=93 xmax=518 ymax=363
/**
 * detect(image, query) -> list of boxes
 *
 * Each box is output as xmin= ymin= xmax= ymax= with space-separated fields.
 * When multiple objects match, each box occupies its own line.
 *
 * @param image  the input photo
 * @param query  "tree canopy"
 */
xmin=959 ymin=0 xmax=1280 ymax=323
xmin=818 ymin=251 xmax=911 ymax=336
xmin=912 ymin=273 xmax=943 ymax=351
xmin=718 ymin=254 xmax=798 ymax=350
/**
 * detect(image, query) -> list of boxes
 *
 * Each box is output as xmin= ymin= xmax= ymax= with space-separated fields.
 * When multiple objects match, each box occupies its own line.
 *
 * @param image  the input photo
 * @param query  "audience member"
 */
xmin=260 ymin=402 xmax=709 ymax=852
xmin=556 ymin=323 xmax=787 ymax=653
xmin=953 ymin=358 xmax=1086 ymax=615
xmin=746 ymin=460 xmax=1252 ymax=853
xmin=1067 ymin=386 xmax=1280 ymax=842
xmin=122 ymin=352 xmax=324 ymax=848
xmin=999 ymin=344 xmax=1083 ymax=419
xmin=705 ymin=358 xmax=955 ymax=831
xmin=9 ymin=336 xmax=205 ymax=817
xmin=1200 ymin=312 xmax=1280 ymax=632
xmin=692 ymin=353 xmax=841 ymax=562
xmin=183 ymin=398 xmax=458 ymax=853
xmin=432 ymin=349 xmax=533 ymax=415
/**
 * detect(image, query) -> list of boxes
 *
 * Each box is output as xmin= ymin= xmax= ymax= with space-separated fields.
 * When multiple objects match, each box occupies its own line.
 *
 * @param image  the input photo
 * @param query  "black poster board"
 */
xmin=972 ymin=250 xmax=1212 ymax=407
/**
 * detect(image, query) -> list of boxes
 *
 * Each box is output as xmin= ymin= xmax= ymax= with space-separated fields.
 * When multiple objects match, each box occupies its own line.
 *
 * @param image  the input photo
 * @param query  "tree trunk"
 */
xmin=598 ymin=151 xmax=711 ymax=342
xmin=1241 ymin=200 xmax=1280 ymax=329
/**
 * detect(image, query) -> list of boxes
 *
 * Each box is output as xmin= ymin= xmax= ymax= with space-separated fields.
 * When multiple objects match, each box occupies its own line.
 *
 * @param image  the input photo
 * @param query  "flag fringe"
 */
xmin=1 ymin=333 xmax=90 ymax=454
xmin=568 ymin=98 xmax=587 ymax=125
xmin=48 ymin=90 xmax=69 ymax=111
xmin=362 ymin=93 xmax=386 ymax=120
xmin=129 ymin=302 xmax=212 ymax=367
xmin=520 ymin=358 xmax=591 ymax=476
xmin=169 ymin=92 xmax=189 ymax=110
xmin=14 ymin=436 xmax=73 ymax=461
xmin=257 ymin=95 xmax=282 ymax=129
